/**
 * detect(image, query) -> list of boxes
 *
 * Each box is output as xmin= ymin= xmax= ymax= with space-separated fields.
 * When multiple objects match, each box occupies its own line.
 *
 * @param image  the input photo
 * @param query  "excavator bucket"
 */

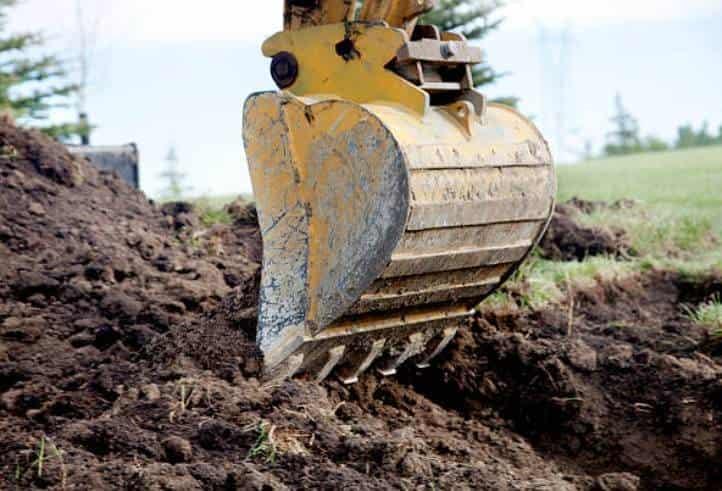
xmin=242 ymin=0 xmax=556 ymax=382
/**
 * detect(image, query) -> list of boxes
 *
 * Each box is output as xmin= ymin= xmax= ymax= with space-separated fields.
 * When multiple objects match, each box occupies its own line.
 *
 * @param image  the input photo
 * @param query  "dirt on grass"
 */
xmin=1 ymin=122 xmax=721 ymax=490
xmin=539 ymin=201 xmax=633 ymax=262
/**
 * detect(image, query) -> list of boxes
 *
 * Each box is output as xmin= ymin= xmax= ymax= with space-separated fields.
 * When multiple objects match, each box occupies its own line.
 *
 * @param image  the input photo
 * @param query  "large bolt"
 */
xmin=442 ymin=42 xmax=459 ymax=59
xmin=270 ymin=52 xmax=299 ymax=89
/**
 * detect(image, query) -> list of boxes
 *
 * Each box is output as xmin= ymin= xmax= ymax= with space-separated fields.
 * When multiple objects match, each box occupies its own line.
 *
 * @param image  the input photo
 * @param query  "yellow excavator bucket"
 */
xmin=242 ymin=0 xmax=556 ymax=382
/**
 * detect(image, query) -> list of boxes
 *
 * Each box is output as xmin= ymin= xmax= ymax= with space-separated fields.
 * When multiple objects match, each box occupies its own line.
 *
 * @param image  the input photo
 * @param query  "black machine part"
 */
xmin=67 ymin=144 xmax=140 ymax=189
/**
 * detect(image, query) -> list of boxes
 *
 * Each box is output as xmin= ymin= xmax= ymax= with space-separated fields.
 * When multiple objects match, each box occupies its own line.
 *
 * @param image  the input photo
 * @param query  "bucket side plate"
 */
xmin=243 ymin=92 xmax=410 ymax=374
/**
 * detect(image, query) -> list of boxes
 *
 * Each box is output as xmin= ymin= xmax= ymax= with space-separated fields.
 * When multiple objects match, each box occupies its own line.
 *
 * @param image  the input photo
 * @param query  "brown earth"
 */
xmin=538 ymin=202 xmax=633 ymax=262
xmin=1 ymin=122 xmax=721 ymax=490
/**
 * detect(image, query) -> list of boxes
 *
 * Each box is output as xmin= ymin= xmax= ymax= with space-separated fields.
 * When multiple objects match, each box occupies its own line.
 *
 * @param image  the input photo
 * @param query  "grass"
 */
xmin=557 ymin=145 xmax=722 ymax=239
xmin=557 ymin=145 xmax=722 ymax=272
xmin=159 ymin=194 xmax=253 ymax=227
xmin=247 ymin=422 xmax=278 ymax=464
xmin=193 ymin=193 xmax=253 ymax=210
xmin=498 ymin=255 xmax=637 ymax=310
xmin=15 ymin=436 xmax=67 ymax=488
xmin=685 ymin=295 xmax=722 ymax=337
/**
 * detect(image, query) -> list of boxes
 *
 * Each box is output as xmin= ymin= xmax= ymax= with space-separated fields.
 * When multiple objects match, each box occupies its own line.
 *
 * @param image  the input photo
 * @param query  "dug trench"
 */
xmin=1 ymin=121 xmax=721 ymax=490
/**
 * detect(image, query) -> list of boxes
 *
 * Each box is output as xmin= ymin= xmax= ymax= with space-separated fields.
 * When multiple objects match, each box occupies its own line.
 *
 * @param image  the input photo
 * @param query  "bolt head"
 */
xmin=270 ymin=52 xmax=299 ymax=89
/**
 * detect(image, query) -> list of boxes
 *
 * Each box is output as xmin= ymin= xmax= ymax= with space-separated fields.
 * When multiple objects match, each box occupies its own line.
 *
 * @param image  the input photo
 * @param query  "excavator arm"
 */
xmin=284 ymin=0 xmax=435 ymax=32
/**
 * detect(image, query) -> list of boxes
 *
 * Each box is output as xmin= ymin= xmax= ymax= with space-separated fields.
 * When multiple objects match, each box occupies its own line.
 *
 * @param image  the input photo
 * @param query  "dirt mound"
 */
xmin=404 ymin=270 xmax=722 ymax=490
xmin=1 ymin=122 xmax=721 ymax=490
xmin=539 ymin=202 xmax=633 ymax=261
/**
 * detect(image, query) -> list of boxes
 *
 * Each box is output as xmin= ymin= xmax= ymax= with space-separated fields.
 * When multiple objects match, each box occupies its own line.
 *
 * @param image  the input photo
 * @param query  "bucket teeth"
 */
xmin=416 ymin=327 xmax=458 ymax=369
xmin=378 ymin=332 xmax=426 ymax=376
xmin=339 ymin=339 xmax=386 ymax=385
xmin=315 ymin=345 xmax=346 ymax=383
xmin=269 ymin=353 xmax=305 ymax=382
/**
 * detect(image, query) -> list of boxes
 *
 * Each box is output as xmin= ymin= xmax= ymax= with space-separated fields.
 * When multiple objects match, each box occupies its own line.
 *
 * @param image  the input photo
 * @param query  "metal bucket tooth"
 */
xmin=378 ymin=332 xmax=426 ymax=376
xmin=315 ymin=345 xmax=346 ymax=383
xmin=265 ymin=353 xmax=305 ymax=383
xmin=338 ymin=339 xmax=386 ymax=385
xmin=416 ymin=327 xmax=458 ymax=369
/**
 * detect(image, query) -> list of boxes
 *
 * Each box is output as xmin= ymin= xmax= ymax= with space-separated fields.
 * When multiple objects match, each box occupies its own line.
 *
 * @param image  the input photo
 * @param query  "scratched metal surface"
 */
xmin=243 ymin=92 xmax=409 ymax=370
xmin=243 ymin=91 xmax=555 ymax=381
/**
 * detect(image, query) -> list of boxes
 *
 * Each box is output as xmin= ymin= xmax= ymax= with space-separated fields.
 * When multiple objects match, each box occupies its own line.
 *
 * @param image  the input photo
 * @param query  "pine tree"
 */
xmin=422 ymin=0 xmax=505 ymax=88
xmin=604 ymin=93 xmax=642 ymax=156
xmin=0 ymin=0 xmax=86 ymax=141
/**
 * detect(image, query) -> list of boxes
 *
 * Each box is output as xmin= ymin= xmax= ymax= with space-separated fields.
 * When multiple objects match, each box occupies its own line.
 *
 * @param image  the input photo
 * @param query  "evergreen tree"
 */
xmin=422 ymin=0 xmax=506 ymax=89
xmin=603 ymin=93 xmax=642 ymax=156
xmin=675 ymin=122 xmax=720 ymax=149
xmin=0 ymin=0 xmax=86 ymax=141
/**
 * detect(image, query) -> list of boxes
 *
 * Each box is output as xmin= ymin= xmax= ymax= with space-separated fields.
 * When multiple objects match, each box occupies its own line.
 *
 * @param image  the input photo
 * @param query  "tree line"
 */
xmin=604 ymin=93 xmax=722 ymax=157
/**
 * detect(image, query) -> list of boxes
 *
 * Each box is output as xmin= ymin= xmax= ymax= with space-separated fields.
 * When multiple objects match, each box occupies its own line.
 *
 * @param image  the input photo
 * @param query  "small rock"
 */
xmin=141 ymin=383 xmax=162 ymax=401
xmin=28 ymin=202 xmax=46 ymax=216
xmin=596 ymin=472 xmax=640 ymax=491
xmin=163 ymin=435 xmax=193 ymax=463
xmin=566 ymin=339 xmax=598 ymax=372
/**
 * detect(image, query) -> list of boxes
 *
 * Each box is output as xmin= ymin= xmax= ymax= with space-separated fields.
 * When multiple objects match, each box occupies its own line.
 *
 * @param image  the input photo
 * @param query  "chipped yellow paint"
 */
xmin=284 ymin=0 xmax=355 ymax=31
xmin=357 ymin=0 xmax=434 ymax=33
xmin=243 ymin=17 xmax=556 ymax=379
xmin=262 ymin=23 xmax=429 ymax=116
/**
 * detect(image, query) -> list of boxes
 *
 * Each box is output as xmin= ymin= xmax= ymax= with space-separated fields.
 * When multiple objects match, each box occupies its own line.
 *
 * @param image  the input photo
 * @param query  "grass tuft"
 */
xmin=247 ymin=422 xmax=278 ymax=464
xmin=15 ymin=436 xmax=66 ymax=488
xmin=685 ymin=295 xmax=722 ymax=337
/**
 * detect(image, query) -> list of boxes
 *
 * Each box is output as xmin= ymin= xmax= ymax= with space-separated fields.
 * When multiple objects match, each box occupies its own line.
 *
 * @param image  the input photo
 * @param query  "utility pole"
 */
xmin=159 ymin=146 xmax=190 ymax=200
xmin=538 ymin=22 xmax=573 ymax=161
xmin=75 ymin=0 xmax=92 ymax=145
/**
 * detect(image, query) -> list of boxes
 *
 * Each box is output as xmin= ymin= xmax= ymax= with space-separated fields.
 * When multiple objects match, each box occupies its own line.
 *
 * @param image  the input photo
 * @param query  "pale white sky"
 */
xmin=6 ymin=1 xmax=722 ymax=197
xmin=11 ymin=0 xmax=722 ymax=42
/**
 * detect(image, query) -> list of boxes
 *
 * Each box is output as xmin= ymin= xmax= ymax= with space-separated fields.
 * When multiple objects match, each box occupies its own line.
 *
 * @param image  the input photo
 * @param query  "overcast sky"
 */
xmin=7 ymin=0 xmax=722 ymax=197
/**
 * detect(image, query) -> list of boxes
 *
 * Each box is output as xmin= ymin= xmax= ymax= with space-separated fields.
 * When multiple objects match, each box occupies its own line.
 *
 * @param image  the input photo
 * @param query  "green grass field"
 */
xmin=558 ymin=145 xmax=722 ymax=237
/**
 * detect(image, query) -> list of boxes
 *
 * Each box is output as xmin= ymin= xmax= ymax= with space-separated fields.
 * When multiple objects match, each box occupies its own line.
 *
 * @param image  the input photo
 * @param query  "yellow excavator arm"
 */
xmin=283 ymin=0 xmax=435 ymax=32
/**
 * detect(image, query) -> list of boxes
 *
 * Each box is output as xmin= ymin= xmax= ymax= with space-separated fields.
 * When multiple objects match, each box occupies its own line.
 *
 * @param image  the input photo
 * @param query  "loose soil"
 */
xmin=538 ymin=202 xmax=633 ymax=262
xmin=1 ymin=122 xmax=721 ymax=490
